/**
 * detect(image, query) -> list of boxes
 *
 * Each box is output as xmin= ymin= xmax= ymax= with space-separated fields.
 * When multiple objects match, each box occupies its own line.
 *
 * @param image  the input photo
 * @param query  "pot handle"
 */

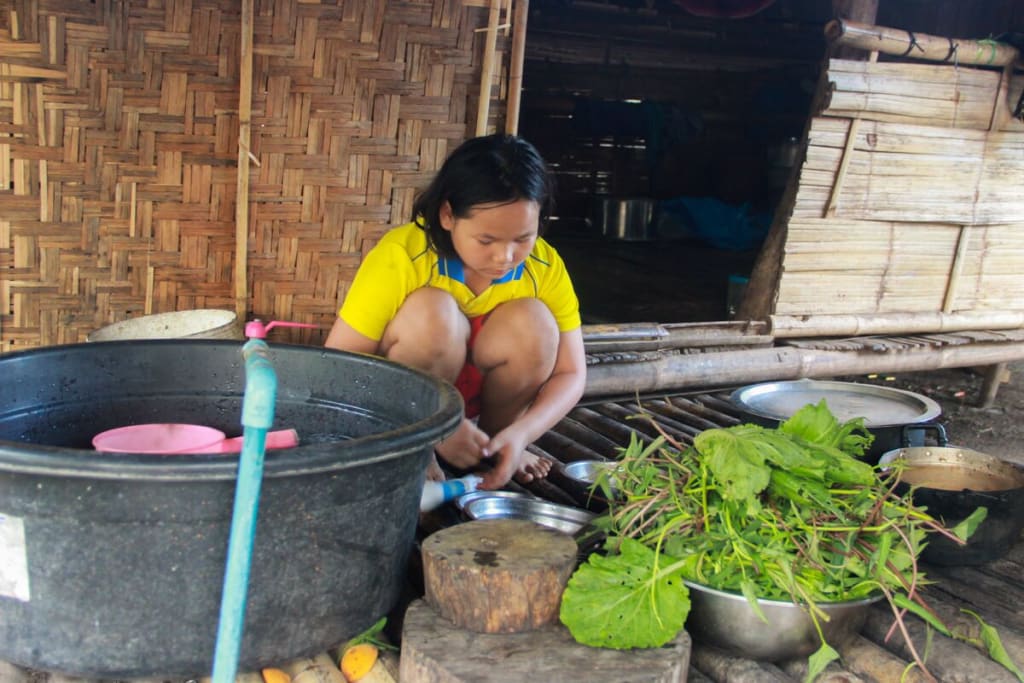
xmin=900 ymin=423 xmax=948 ymax=448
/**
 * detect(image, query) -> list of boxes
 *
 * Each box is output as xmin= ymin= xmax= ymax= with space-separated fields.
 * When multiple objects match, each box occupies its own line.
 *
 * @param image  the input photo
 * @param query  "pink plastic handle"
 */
xmin=215 ymin=428 xmax=300 ymax=453
xmin=245 ymin=319 xmax=319 ymax=339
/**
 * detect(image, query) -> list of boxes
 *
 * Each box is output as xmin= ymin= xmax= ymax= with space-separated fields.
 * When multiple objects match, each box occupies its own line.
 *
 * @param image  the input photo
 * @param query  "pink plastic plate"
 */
xmin=92 ymin=423 xmax=299 ymax=454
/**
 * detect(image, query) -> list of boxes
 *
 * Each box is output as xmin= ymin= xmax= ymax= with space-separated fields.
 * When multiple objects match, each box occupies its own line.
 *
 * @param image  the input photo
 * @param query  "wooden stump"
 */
xmin=400 ymin=599 xmax=692 ymax=683
xmin=421 ymin=519 xmax=577 ymax=633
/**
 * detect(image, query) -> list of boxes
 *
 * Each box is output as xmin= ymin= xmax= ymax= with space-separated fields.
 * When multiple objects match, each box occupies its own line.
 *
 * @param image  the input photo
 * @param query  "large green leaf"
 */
xmin=560 ymin=538 xmax=690 ymax=649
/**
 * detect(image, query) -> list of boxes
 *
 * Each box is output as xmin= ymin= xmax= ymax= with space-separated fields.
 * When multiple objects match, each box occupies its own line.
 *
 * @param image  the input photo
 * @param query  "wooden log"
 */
xmin=400 ymin=599 xmax=692 ymax=683
xmin=825 ymin=19 xmax=1019 ymax=67
xmin=549 ymin=415 xmax=623 ymax=457
xmin=421 ymin=519 xmax=577 ymax=633
xmin=860 ymin=603 xmax=1019 ymax=682
xmin=567 ymin=406 xmax=652 ymax=447
xmin=777 ymin=655 xmax=866 ymax=682
xmin=536 ymin=424 xmax=613 ymax=462
xmin=689 ymin=644 xmax=790 ymax=683
xmin=282 ymin=654 xmax=346 ymax=683
xmin=836 ymin=635 xmax=928 ymax=683
xmin=770 ymin=312 xmax=1024 ymax=338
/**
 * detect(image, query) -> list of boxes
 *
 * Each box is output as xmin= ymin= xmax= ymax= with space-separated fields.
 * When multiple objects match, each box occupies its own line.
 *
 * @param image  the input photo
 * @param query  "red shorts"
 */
xmin=452 ymin=315 xmax=487 ymax=418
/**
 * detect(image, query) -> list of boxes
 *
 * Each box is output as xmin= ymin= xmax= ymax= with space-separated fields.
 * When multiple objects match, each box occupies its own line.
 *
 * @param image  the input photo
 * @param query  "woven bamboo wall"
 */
xmin=756 ymin=56 xmax=1024 ymax=332
xmin=0 ymin=0 xmax=513 ymax=351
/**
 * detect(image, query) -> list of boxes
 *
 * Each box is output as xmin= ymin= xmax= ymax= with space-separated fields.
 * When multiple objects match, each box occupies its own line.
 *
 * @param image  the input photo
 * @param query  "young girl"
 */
xmin=324 ymin=134 xmax=586 ymax=490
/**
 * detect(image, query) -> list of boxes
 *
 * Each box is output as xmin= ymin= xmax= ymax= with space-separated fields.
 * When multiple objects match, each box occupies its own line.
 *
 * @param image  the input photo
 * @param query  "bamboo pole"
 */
xmin=234 ymin=0 xmax=254 ymax=318
xmin=942 ymin=225 xmax=971 ymax=312
xmin=825 ymin=19 xmax=1019 ymax=67
xmin=475 ymin=0 xmax=501 ymax=136
xmin=770 ymin=311 xmax=1024 ymax=338
xmin=504 ymin=0 xmax=529 ymax=135
xmin=582 ymin=337 xmax=1024 ymax=399
xmin=831 ymin=0 xmax=878 ymax=61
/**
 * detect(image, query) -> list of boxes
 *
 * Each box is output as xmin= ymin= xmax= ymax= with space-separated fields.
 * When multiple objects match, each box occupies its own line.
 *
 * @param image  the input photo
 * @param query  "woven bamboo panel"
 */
xmin=0 ymin=0 xmax=513 ymax=351
xmin=766 ymin=57 xmax=1024 ymax=325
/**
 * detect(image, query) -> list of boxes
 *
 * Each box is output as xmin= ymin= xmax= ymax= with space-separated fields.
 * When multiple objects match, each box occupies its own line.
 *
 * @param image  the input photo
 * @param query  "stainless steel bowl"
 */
xmin=563 ymin=459 xmax=620 ymax=496
xmin=453 ymin=489 xmax=530 ymax=512
xmin=684 ymin=580 xmax=881 ymax=661
xmin=463 ymin=496 xmax=596 ymax=535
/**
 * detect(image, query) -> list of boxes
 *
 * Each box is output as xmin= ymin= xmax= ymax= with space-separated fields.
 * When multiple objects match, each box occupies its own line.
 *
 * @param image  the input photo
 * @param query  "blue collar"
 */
xmin=439 ymin=257 xmax=525 ymax=284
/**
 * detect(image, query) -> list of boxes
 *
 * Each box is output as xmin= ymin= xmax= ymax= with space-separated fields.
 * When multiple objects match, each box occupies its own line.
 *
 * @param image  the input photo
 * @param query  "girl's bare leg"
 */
xmin=378 ymin=287 xmax=489 ymax=471
xmin=473 ymin=298 xmax=560 ymax=482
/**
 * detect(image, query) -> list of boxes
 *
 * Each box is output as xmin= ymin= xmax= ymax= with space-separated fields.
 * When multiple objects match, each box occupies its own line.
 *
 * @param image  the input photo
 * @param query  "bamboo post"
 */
xmin=989 ymin=62 xmax=1014 ymax=131
xmin=824 ymin=52 xmax=875 ymax=218
xmin=475 ymin=0 xmax=501 ymax=136
xmin=825 ymin=19 xmax=1019 ymax=67
xmin=979 ymin=362 xmax=1010 ymax=409
xmin=942 ymin=225 xmax=971 ymax=313
xmin=505 ymin=0 xmax=529 ymax=135
xmin=234 ymin=0 xmax=254 ymax=318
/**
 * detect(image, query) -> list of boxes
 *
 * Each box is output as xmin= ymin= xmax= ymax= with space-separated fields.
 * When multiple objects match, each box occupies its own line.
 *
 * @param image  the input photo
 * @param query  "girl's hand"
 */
xmin=478 ymin=425 xmax=544 ymax=490
xmin=435 ymin=417 xmax=489 ymax=469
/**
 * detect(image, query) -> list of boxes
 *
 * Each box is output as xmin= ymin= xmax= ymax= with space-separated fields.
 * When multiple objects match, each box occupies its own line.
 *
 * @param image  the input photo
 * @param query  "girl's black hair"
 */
xmin=411 ymin=133 xmax=555 ymax=258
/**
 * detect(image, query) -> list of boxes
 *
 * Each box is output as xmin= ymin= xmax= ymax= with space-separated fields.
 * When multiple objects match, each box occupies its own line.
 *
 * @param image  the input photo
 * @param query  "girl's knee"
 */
xmin=476 ymin=299 xmax=559 ymax=374
xmin=381 ymin=288 xmax=469 ymax=374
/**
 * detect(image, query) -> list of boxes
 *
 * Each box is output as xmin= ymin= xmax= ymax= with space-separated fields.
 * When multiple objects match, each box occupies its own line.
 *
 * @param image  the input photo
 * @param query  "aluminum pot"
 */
xmin=879 ymin=445 xmax=1024 ymax=565
xmin=592 ymin=197 xmax=656 ymax=241
xmin=0 ymin=340 xmax=461 ymax=678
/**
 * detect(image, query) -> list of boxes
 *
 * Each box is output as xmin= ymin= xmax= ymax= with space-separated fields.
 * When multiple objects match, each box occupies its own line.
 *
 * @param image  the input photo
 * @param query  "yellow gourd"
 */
xmin=261 ymin=668 xmax=291 ymax=683
xmin=339 ymin=643 xmax=379 ymax=683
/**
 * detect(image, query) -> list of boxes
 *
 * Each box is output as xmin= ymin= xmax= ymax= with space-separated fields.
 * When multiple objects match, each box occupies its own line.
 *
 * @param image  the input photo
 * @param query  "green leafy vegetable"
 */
xmin=558 ymin=401 xmax=1021 ymax=682
xmin=559 ymin=537 xmax=690 ymax=649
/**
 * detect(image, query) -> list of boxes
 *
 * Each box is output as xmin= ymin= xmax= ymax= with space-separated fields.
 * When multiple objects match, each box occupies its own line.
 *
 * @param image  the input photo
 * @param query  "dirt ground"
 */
xmin=838 ymin=360 xmax=1024 ymax=467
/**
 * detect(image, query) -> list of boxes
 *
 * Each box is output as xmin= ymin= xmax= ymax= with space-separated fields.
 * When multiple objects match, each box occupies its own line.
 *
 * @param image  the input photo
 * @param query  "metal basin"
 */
xmin=463 ymin=495 xmax=596 ymax=535
xmin=685 ymin=580 xmax=881 ymax=661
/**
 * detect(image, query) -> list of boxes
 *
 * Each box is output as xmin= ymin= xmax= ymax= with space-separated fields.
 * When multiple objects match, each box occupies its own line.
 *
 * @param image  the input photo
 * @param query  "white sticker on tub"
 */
xmin=0 ymin=513 xmax=30 ymax=601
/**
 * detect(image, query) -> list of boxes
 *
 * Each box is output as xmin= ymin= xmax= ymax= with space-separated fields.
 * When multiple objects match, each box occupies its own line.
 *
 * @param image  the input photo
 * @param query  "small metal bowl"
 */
xmin=563 ymin=459 xmax=620 ymax=496
xmin=463 ymin=496 xmax=596 ymax=535
xmin=684 ymin=580 xmax=881 ymax=661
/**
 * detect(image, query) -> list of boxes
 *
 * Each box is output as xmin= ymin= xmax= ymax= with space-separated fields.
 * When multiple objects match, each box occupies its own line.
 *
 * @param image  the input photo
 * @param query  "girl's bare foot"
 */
xmin=513 ymin=451 xmax=552 ymax=484
xmin=426 ymin=452 xmax=446 ymax=482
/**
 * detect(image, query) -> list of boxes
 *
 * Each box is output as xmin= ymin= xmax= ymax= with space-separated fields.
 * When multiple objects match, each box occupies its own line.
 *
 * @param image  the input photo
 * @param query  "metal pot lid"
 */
xmin=730 ymin=379 xmax=942 ymax=427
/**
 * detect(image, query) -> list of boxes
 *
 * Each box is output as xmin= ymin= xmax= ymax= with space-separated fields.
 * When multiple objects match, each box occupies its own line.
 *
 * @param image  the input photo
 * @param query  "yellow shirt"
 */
xmin=340 ymin=222 xmax=581 ymax=341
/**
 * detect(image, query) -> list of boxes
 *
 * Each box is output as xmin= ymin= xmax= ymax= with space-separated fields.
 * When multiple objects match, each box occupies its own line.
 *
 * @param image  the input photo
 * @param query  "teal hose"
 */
xmin=212 ymin=338 xmax=278 ymax=683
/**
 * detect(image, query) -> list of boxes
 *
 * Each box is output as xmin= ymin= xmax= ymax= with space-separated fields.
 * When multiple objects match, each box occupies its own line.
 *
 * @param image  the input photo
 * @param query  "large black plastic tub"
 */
xmin=0 ymin=340 xmax=461 ymax=678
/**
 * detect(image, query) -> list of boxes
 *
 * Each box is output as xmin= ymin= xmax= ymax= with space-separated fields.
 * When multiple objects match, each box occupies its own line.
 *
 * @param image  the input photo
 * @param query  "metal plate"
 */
xmin=463 ymin=496 xmax=596 ymax=535
xmin=730 ymin=379 xmax=942 ymax=427
xmin=453 ymin=489 xmax=530 ymax=512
